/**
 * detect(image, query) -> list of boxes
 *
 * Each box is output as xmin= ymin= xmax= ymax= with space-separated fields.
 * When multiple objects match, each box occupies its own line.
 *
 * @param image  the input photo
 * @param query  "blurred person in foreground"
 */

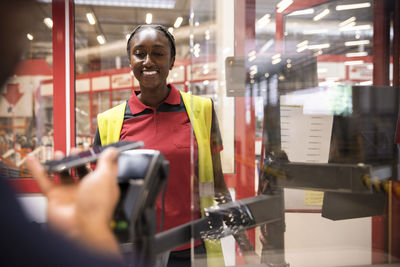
xmin=0 ymin=0 xmax=126 ymax=266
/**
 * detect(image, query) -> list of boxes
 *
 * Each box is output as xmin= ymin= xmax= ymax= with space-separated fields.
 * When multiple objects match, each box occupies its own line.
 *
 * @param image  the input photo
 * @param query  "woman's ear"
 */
xmin=169 ymin=57 xmax=175 ymax=70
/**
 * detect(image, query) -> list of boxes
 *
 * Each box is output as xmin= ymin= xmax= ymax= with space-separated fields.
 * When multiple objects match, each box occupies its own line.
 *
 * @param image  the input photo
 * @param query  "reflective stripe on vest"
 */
xmin=97 ymin=91 xmax=225 ymax=267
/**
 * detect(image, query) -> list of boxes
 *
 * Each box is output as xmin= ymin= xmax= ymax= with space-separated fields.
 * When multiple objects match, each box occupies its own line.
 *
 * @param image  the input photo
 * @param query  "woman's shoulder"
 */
xmin=98 ymin=101 xmax=127 ymax=119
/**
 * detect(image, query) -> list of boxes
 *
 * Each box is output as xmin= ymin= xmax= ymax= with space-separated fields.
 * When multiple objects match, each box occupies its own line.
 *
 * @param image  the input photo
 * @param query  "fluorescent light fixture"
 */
xmin=248 ymin=50 xmax=256 ymax=57
xmin=344 ymin=60 xmax=364 ymax=65
xmin=38 ymin=0 xmax=176 ymax=9
xmin=146 ymin=13 xmax=152 ymax=24
xmin=340 ymin=24 xmax=372 ymax=31
xmin=27 ymin=33 xmax=33 ymax=40
xmin=336 ymin=2 xmax=371 ymax=11
xmin=205 ymin=30 xmax=210 ymax=40
xmin=272 ymin=53 xmax=281 ymax=60
xmin=168 ymin=27 xmax=174 ymax=34
xmin=256 ymin=14 xmax=271 ymax=28
xmin=272 ymin=55 xmax=281 ymax=64
xmin=345 ymin=40 xmax=370 ymax=46
xmin=346 ymin=51 xmax=368 ymax=57
xmin=272 ymin=58 xmax=281 ymax=65
xmin=297 ymin=46 xmax=308 ymax=52
xmin=86 ymin=13 xmax=96 ymax=25
xmin=339 ymin=22 xmax=356 ymax=30
xmin=249 ymin=65 xmax=258 ymax=75
xmin=97 ymin=35 xmax=105 ymax=45
xmin=248 ymin=50 xmax=256 ymax=61
xmin=296 ymin=40 xmax=309 ymax=52
xmin=174 ymin=17 xmax=183 ymax=28
xmin=259 ymin=39 xmax=274 ymax=53
xmin=43 ymin=17 xmax=53 ymax=28
xmin=307 ymin=43 xmax=330 ymax=50
xmin=277 ymin=0 xmax=293 ymax=13
xmin=296 ymin=40 xmax=308 ymax=48
xmin=288 ymin=8 xmax=314 ymax=16
xmin=313 ymin=9 xmax=330 ymax=21
xmin=339 ymin=16 xmax=356 ymax=27
xmin=303 ymin=29 xmax=328 ymax=35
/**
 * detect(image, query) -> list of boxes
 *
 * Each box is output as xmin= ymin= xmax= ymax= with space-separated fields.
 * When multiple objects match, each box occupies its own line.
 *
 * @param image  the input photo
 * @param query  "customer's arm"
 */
xmin=25 ymin=147 xmax=121 ymax=258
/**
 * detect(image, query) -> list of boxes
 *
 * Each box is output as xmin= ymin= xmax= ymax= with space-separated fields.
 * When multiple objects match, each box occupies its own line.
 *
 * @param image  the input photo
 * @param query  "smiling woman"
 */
xmin=93 ymin=24 xmax=233 ymax=267
xmin=128 ymin=25 xmax=175 ymax=106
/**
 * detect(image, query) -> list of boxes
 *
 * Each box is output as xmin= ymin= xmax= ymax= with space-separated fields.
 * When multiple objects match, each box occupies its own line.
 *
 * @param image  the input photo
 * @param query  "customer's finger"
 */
xmin=70 ymin=147 xmax=91 ymax=179
xmin=53 ymin=151 xmax=74 ymax=184
xmin=25 ymin=154 xmax=54 ymax=195
xmin=95 ymin=147 xmax=119 ymax=181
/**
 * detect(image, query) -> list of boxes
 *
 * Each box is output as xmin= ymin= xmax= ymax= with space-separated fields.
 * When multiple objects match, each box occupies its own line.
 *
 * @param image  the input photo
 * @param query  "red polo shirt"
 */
xmin=94 ymin=84 xmax=223 ymax=250
xmin=121 ymin=85 xmax=202 ymax=250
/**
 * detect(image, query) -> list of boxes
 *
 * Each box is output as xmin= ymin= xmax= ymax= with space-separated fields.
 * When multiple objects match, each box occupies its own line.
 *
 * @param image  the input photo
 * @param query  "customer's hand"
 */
xmin=25 ymin=147 xmax=121 ymax=257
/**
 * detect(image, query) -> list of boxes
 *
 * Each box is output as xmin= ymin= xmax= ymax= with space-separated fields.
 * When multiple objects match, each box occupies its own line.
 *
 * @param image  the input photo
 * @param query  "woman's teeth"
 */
xmin=143 ymin=70 xmax=157 ymax=75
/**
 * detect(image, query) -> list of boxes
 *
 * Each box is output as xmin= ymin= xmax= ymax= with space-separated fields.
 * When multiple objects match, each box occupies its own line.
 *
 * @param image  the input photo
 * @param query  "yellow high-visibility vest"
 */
xmin=97 ymin=91 xmax=225 ymax=267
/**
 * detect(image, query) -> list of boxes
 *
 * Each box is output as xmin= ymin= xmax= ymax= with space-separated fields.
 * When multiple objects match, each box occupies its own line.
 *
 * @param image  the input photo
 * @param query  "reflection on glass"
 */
xmin=0 ymin=1 xmax=53 ymax=177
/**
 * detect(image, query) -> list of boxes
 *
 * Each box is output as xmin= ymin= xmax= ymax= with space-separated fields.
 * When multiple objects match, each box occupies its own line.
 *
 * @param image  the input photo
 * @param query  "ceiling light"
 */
xmin=249 ymin=65 xmax=258 ymax=76
xmin=336 ymin=2 xmax=371 ymax=11
xmin=344 ymin=60 xmax=364 ymax=65
xmin=277 ymin=0 xmax=293 ymax=13
xmin=313 ymin=9 xmax=330 ymax=21
xmin=43 ymin=17 xmax=53 ymax=29
xmin=38 ymin=0 xmax=176 ymax=9
xmin=256 ymin=14 xmax=271 ymax=28
xmin=272 ymin=53 xmax=281 ymax=60
xmin=86 ymin=13 xmax=96 ymax=25
xmin=97 ymin=35 xmax=105 ymax=45
xmin=248 ymin=50 xmax=256 ymax=62
xmin=345 ymin=40 xmax=370 ymax=46
xmin=27 ymin=33 xmax=33 ymax=40
xmin=174 ymin=17 xmax=183 ymax=28
xmin=339 ymin=22 xmax=356 ymax=30
xmin=146 ymin=13 xmax=152 ymax=24
xmin=296 ymin=41 xmax=308 ymax=52
xmin=259 ymin=39 xmax=274 ymax=53
xmin=296 ymin=40 xmax=308 ymax=48
xmin=339 ymin=16 xmax=356 ymax=27
xmin=288 ymin=8 xmax=314 ymax=16
xmin=205 ymin=30 xmax=210 ymax=40
xmin=345 ymin=51 xmax=368 ymax=57
xmin=307 ymin=43 xmax=330 ymax=50
xmin=272 ymin=58 xmax=281 ymax=65
xmin=296 ymin=46 xmax=308 ymax=52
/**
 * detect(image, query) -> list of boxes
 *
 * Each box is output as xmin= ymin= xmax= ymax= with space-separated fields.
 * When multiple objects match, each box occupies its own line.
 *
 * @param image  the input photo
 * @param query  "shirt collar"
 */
xmin=128 ymin=84 xmax=181 ymax=115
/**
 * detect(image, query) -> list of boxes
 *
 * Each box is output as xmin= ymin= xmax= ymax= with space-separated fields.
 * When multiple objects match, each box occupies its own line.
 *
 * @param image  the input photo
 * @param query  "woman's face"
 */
xmin=129 ymin=28 xmax=174 ymax=91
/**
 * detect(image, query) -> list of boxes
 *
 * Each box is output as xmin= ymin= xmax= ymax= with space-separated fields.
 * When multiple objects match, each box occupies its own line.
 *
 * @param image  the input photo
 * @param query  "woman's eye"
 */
xmin=153 ymin=52 xmax=164 ymax=56
xmin=135 ymin=52 xmax=145 ymax=58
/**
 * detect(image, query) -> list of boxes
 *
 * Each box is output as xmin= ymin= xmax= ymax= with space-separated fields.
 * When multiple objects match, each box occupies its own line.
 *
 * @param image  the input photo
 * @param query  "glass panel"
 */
xmin=0 ymin=1 xmax=53 ymax=178
xmin=91 ymin=91 xmax=110 ymax=134
xmin=189 ymin=0 xmax=399 ymax=266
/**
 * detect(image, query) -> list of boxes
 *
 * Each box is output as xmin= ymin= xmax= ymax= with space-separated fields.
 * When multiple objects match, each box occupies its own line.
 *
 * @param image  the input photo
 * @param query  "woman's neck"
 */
xmin=138 ymin=84 xmax=170 ymax=108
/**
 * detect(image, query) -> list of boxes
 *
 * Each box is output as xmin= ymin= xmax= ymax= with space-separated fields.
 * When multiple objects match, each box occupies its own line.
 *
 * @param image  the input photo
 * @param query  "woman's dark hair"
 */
xmin=126 ymin=24 xmax=176 ymax=61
